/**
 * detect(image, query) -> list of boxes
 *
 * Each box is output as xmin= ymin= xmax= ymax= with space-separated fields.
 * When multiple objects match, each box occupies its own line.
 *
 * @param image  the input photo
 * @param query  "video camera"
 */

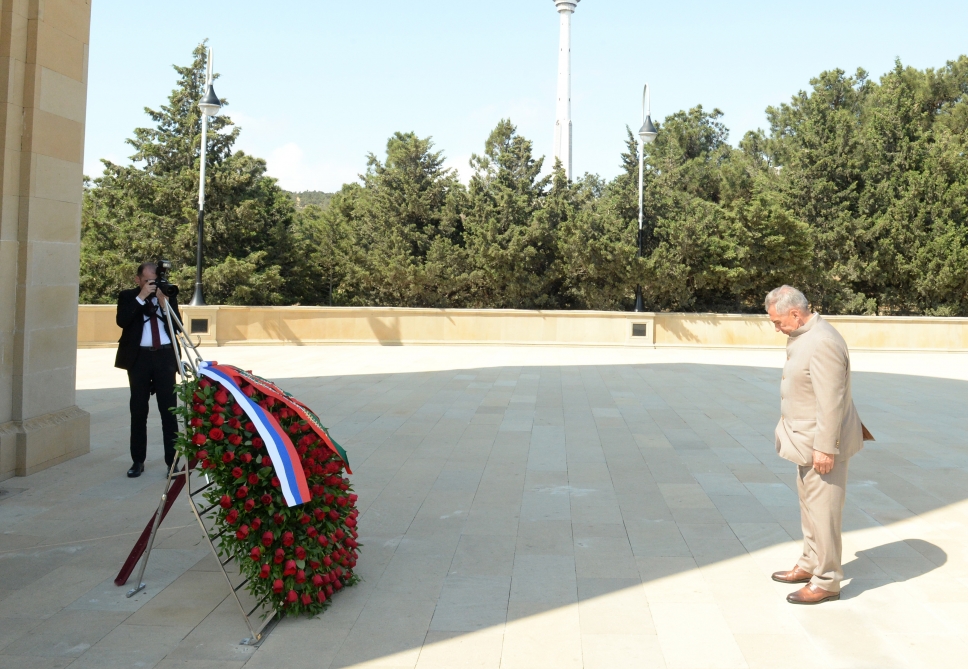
xmin=153 ymin=259 xmax=179 ymax=298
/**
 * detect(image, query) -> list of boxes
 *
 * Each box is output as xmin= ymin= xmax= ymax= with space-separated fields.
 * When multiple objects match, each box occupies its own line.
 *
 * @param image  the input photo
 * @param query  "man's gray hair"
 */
xmin=764 ymin=285 xmax=810 ymax=314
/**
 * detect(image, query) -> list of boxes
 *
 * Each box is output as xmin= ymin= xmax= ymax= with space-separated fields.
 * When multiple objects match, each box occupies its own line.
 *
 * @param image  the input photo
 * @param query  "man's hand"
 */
xmin=813 ymin=450 xmax=834 ymax=475
xmin=138 ymin=281 xmax=156 ymax=301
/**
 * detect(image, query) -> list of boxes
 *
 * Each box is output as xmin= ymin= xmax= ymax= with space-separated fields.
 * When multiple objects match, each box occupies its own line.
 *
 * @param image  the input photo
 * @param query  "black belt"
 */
xmin=140 ymin=344 xmax=173 ymax=350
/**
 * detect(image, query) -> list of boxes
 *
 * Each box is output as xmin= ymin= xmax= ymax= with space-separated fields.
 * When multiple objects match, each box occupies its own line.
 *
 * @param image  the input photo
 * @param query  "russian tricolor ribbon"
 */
xmin=198 ymin=362 xmax=312 ymax=507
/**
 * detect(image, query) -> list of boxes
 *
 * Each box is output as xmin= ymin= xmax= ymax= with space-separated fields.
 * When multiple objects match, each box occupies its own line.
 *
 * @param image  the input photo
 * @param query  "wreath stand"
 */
xmin=113 ymin=301 xmax=277 ymax=645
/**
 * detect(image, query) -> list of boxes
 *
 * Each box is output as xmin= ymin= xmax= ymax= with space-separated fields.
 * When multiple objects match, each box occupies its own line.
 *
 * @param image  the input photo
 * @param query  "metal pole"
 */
xmin=191 ymin=50 xmax=213 ymax=307
xmin=634 ymin=84 xmax=648 ymax=313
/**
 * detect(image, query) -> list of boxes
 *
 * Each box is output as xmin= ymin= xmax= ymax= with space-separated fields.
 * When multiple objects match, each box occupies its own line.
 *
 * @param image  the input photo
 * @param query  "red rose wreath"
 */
xmin=175 ymin=375 xmax=360 ymax=616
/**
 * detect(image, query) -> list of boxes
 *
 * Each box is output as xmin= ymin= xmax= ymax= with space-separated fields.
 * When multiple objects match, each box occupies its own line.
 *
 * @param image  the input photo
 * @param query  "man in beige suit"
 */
xmin=766 ymin=285 xmax=868 ymax=605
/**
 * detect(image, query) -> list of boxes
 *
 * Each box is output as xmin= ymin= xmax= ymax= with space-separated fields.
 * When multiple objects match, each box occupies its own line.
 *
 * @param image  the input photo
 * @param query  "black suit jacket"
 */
xmin=115 ymin=288 xmax=182 ymax=370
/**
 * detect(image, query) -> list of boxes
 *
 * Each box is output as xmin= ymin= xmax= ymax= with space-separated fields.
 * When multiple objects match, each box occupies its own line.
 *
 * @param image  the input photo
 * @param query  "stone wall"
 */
xmin=0 ymin=0 xmax=91 ymax=480
xmin=77 ymin=305 xmax=968 ymax=352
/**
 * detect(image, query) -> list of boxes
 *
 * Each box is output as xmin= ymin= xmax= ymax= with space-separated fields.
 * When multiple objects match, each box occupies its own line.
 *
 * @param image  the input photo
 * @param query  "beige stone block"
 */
xmin=3 ymin=147 xmax=22 ymax=199
xmin=22 ymin=195 xmax=79 ymax=242
xmin=15 ymin=403 xmax=89 ymax=474
xmin=24 ymin=108 xmax=83 ymax=163
xmin=28 ymin=153 xmax=82 ymax=203
xmin=25 ymin=239 xmax=79 ymax=286
xmin=26 ymin=324 xmax=78 ymax=374
xmin=21 ymin=366 xmax=77 ymax=419
xmin=25 ymin=285 xmax=78 ymax=330
xmin=34 ymin=20 xmax=85 ymax=82
xmin=0 ymin=8 xmax=28 ymax=72
xmin=39 ymin=0 xmax=91 ymax=45
xmin=0 ymin=239 xmax=17 ymax=320
xmin=1 ymin=193 xmax=20 ymax=239
xmin=0 ymin=421 xmax=18 ymax=479
xmin=76 ymin=304 xmax=119 ymax=346
xmin=38 ymin=66 xmax=85 ymax=122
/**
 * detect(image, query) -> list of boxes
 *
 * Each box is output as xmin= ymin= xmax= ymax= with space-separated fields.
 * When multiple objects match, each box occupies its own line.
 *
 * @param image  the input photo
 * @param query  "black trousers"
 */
xmin=127 ymin=347 xmax=179 ymax=467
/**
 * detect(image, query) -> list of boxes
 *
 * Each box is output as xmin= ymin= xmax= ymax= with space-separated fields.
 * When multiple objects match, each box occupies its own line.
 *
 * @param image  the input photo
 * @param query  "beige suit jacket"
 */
xmin=775 ymin=314 xmax=864 ymax=466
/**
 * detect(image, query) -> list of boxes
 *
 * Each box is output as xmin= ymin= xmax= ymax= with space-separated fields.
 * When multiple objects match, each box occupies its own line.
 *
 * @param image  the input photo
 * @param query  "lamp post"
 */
xmin=635 ymin=83 xmax=657 ymax=313
xmin=190 ymin=48 xmax=222 ymax=306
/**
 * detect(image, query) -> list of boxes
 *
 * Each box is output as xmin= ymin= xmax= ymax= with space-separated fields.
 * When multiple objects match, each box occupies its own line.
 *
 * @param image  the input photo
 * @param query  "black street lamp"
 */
xmin=635 ymin=83 xmax=657 ymax=313
xmin=190 ymin=48 xmax=222 ymax=306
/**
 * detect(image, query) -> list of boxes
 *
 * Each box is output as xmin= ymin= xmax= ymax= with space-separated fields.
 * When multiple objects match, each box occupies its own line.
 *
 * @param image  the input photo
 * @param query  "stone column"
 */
xmin=0 ymin=0 xmax=91 ymax=479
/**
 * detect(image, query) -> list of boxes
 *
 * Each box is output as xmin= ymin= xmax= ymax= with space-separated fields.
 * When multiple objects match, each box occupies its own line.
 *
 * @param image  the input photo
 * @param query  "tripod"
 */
xmin=124 ymin=297 xmax=202 ymax=598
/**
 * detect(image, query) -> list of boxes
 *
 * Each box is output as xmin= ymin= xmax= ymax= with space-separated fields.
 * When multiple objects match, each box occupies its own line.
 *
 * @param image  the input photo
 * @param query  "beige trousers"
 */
xmin=795 ymin=458 xmax=850 ymax=592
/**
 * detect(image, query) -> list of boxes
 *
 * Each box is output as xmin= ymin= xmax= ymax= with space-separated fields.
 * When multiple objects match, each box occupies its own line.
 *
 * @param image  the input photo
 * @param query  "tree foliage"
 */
xmin=83 ymin=50 xmax=968 ymax=314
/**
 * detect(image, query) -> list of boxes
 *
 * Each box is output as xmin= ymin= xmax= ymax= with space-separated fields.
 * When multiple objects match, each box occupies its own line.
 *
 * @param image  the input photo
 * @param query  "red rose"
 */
xmin=286 ymin=590 xmax=298 ymax=604
xmin=249 ymin=546 xmax=261 ymax=561
xmin=262 ymin=455 xmax=272 ymax=467
xmin=196 ymin=449 xmax=208 ymax=460
xmin=274 ymin=548 xmax=285 ymax=564
xmin=322 ymin=556 xmax=332 ymax=567
xmin=232 ymin=403 xmax=244 ymax=416
xmin=193 ymin=403 xmax=207 ymax=414
xmin=345 ymin=517 xmax=357 ymax=528
xmin=273 ymin=513 xmax=284 ymax=525
xmin=336 ymin=497 xmax=348 ymax=507
xmin=225 ymin=509 xmax=238 ymax=524
xmin=220 ymin=450 xmax=234 ymax=463
xmin=288 ymin=423 xmax=300 ymax=435
xmin=261 ymin=531 xmax=274 ymax=547
xmin=227 ymin=418 xmax=241 ymax=429
xmin=210 ymin=414 xmax=225 ymax=427
xmin=248 ymin=473 xmax=259 ymax=485
xmin=212 ymin=403 xmax=225 ymax=413
xmin=313 ymin=509 xmax=325 ymax=521
xmin=259 ymin=564 xmax=271 ymax=578
xmin=272 ymin=579 xmax=283 ymax=594
xmin=245 ymin=422 xmax=256 ymax=433
xmin=228 ymin=434 xmax=242 ymax=446
xmin=346 ymin=537 xmax=357 ymax=548
xmin=334 ymin=529 xmax=345 ymax=540
xmin=328 ymin=509 xmax=339 ymax=521
xmin=214 ymin=389 xmax=229 ymax=404
xmin=236 ymin=485 xmax=248 ymax=499
xmin=252 ymin=437 xmax=264 ymax=449
xmin=199 ymin=378 xmax=211 ymax=388
xmin=190 ymin=417 xmax=203 ymax=428
xmin=244 ymin=499 xmax=255 ymax=512
xmin=261 ymin=494 xmax=273 ymax=505
xmin=231 ymin=467 xmax=243 ymax=479
xmin=324 ymin=493 xmax=334 ymax=505
xmin=251 ymin=518 xmax=261 ymax=530
xmin=301 ymin=593 xmax=312 ymax=606
xmin=317 ymin=590 xmax=327 ymax=603
xmin=202 ymin=458 xmax=214 ymax=470
xmin=282 ymin=531 xmax=294 ymax=547
xmin=349 ymin=493 xmax=358 ymax=503
xmin=295 ymin=546 xmax=306 ymax=560
xmin=236 ymin=525 xmax=249 ymax=540
xmin=272 ymin=477 xmax=281 ymax=488
xmin=283 ymin=560 xmax=297 ymax=576
xmin=219 ymin=495 xmax=232 ymax=509
xmin=192 ymin=433 xmax=207 ymax=445
xmin=299 ymin=514 xmax=311 ymax=525
xmin=242 ymin=384 xmax=256 ymax=397
xmin=325 ymin=585 xmax=333 ymax=596
xmin=209 ymin=428 xmax=225 ymax=442
xmin=334 ymin=580 xmax=342 ymax=590
xmin=295 ymin=569 xmax=306 ymax=584
xmin=307 ymin=527 xmax=318 ymax=538
xmin=317 ymin=535 xmax=328 ymax=546
xmin=312 ymin=574 xmax=324 ymax=587
xmin=241 ymin=453 xmax=253 ymax=464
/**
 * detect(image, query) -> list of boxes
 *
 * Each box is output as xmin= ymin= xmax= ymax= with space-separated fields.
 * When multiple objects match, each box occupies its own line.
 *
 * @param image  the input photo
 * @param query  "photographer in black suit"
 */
xmin=115 ymin=262 xmax=181 ymax=478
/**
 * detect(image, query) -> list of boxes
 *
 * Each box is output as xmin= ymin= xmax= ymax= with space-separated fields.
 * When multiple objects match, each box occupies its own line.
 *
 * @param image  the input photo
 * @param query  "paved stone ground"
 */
xmin=2 ymin=345 xmax=968 ymax=669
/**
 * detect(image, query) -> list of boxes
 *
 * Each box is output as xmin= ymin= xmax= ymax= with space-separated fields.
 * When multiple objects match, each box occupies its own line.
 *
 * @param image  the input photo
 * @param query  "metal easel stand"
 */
xmin=122 ymin=301 xmax=277 ymax=644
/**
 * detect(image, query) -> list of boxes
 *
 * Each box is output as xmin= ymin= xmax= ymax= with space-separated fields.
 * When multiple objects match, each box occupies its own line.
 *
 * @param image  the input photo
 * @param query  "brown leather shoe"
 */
xmin=771 ymin=566 xmax=812 ymax=584
xmin=786 ymin=584 xmax=840 ymax=605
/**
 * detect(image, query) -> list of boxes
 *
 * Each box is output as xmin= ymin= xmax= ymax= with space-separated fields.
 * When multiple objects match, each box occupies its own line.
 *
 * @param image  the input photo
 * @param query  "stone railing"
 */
xmin=77 ymin=305 xmax=968 ymax=352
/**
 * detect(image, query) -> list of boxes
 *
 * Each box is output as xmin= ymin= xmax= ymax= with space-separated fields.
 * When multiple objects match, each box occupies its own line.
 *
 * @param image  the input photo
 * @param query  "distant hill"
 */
xmin=287 ymin=190 xmax=333 ymax=210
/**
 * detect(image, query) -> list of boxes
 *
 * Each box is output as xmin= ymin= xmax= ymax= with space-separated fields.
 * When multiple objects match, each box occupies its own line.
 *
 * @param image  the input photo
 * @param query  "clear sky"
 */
xmin=85 ymin=0 xmax=968 ymax=192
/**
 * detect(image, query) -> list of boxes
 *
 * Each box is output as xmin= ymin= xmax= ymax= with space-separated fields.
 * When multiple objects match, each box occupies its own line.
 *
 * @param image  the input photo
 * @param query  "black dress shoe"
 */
xmin=127 ymin=463 xmax=145 ymax=478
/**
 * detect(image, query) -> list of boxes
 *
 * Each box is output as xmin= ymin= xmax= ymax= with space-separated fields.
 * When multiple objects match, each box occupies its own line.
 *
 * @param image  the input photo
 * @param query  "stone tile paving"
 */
xmin=2 ymin=345 xmax=968 ymax=668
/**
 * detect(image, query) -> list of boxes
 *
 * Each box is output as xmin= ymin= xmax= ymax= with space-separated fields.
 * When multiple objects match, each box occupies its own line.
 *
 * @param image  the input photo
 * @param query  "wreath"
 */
xmin=175 ymin=367 xmax=359 ymax=616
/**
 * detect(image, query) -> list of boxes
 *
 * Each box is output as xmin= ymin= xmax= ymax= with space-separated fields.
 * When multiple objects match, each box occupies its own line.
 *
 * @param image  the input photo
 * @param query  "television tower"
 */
xmin=553 ymin=0 xmax=579 ymax=180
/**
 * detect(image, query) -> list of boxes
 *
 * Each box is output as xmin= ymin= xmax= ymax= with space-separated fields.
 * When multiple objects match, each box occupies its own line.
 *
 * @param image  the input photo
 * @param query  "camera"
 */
xmin=153 ymin=259 xmax=179 ymax=298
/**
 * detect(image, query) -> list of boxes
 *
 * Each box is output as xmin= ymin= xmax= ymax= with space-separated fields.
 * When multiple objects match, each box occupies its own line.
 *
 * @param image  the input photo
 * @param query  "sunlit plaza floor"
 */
xmin=3 ymin=344 xmax=968 ymax=668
